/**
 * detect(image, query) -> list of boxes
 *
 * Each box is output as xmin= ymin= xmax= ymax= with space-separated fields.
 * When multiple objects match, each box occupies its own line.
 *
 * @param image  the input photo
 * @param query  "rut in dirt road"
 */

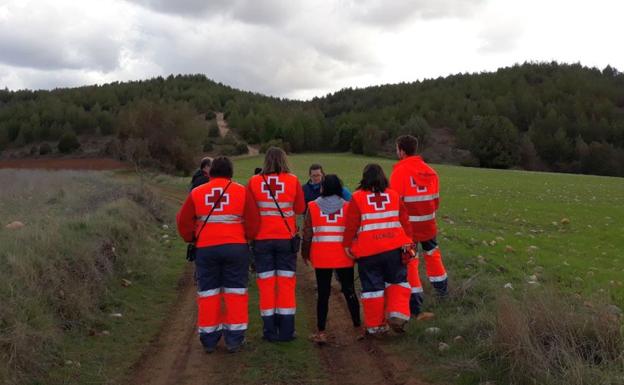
xmin=299 ymin=265 xmax=431 ymax=385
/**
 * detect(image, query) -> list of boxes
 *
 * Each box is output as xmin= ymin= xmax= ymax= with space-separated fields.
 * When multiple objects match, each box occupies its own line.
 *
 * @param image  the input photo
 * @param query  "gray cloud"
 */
xmin=0 ymin=2 xmax=123 ymax=72
xmin=126 ymin=0 xmax=299 ymax=25
xmin=133 ymin=13 xmax=378 ymax=97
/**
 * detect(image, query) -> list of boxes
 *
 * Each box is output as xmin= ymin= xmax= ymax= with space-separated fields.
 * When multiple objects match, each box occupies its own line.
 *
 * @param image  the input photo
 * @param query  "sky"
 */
xmin=0 ymin=0 xmax=622 ymax=100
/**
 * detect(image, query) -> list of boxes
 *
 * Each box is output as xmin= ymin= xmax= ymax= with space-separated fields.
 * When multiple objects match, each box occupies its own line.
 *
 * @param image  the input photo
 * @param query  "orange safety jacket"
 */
xmin=343 ymin=189 xmax=412 ymax=258
xmin=308 ymin=200 xmax=354 ymax=269
xmin=390 ymin=156 xmax=440 ymax=241
xmin=176 ymin=177 xmax=249 ymax=247
xmin=246 ymin=173 xmax=306 ymax=240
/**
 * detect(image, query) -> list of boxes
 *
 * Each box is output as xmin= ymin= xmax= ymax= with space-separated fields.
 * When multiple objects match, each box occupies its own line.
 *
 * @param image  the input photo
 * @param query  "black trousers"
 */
xmin=314 ymin=267 xmax=361 ymax=331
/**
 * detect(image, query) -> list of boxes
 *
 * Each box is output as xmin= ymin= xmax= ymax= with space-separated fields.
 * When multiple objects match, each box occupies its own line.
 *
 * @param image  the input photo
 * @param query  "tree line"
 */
xmin=1 ymin=62 xmax=623 ymax=176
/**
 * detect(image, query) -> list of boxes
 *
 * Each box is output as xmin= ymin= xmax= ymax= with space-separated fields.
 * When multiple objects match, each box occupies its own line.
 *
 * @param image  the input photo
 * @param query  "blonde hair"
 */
xmin=262 ymin=147 xmax=290 ymax=174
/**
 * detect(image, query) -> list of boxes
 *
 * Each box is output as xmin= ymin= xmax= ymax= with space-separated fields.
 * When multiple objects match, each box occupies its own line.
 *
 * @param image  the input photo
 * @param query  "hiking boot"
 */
xmin=226 ymin=338 xmax=246 ymax=353
xmin=388 ymin=317 xmax=408 ymax=333
xmin=415 ymin=312 xmax=435 ymax=321
xmin=360 ymin=325 xmax=389 ymax=340
xmin=309 ymin=331 xmax=328 ymax=345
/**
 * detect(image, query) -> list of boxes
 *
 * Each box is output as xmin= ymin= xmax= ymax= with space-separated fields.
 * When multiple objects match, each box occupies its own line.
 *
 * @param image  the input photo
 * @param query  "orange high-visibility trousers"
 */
xmin=357 ymin=248 xmax=410 ymax=333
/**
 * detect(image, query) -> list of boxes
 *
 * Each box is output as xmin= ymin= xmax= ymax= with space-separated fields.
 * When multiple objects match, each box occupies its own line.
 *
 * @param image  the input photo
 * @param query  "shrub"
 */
xmin=57 ymin=131 xmax=80 ymax=153
xmin=493 ymin=292 xmax=624 ymax=385
xmin=39 ymin=142 xmax=52 ymax=155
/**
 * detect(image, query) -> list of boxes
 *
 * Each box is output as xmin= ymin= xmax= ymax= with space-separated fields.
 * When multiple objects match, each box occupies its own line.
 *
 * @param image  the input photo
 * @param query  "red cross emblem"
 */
xmin=321 ymin=208 xmax=343 ymax=223
xmin=204 ymin=187 xmax=229 ymax=212
xmin=367 ymin=193 xmax=390 ymax=211
xmin=410 ymin=177 xmax=427 ymax=193
xmin=261 ymin=176 xmax=285 ymax=200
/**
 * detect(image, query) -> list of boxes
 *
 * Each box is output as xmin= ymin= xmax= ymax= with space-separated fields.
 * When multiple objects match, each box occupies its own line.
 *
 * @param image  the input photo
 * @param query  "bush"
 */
xmin=39 ymin=142 xmax=52 ymax=155
xmin=235 ymin=142 xmax=248 ymax=155
xmin=260 ymin=139 xmax=288 ymax=153
xmin=493 ymin=292 xmax=624 ymax=385
xmin=57 ymin=131 xmax=80 ymax=153
xmin=203 ymin=142 xmax=213 ymax=152
xmin=207 ymin=121 xmax=220 ymax=137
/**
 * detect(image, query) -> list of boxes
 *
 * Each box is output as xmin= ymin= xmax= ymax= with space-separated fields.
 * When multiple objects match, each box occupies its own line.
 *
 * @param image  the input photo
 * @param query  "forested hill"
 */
xmin=1 ymin=62 xmax=623 ymax=176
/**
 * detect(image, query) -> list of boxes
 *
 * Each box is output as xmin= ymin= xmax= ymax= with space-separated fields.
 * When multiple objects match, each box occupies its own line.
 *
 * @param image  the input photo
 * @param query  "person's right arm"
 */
xmin=342 ymin=198 xmax=361 ymax=250
xmin=176 ymin=194 xmax=196 ymax=242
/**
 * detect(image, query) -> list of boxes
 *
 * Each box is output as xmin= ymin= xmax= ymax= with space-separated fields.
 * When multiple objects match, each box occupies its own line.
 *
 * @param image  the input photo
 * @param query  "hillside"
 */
xmin=1 ymin=62 xmax=623 ymax=176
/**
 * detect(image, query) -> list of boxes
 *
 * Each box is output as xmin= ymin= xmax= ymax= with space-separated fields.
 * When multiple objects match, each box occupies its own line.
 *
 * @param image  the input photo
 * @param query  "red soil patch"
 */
xmin=0 ymin=158 xmax=128 ymax=170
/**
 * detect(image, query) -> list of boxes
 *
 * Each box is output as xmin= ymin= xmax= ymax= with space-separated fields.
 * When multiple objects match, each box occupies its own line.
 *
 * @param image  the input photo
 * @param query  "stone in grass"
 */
xmin=438 ymin=342 xmax=450 ymax=352
xmin=162 ymin=224 xmax=169 ymax=230
xmin=121 ymin=278 xmax=132 ymax=287
xmin=504 ymin=283 xmax=513 ymax=290
xmin=477 ymin=255 xmax=486 ymax=264
xmin=504 ymin=245 xmax=515 ymax=253
xmin=527 ymin=245 xmax=539 ymax=253
xmin=109 ymin=313 xmax=123 ymax=318
xmin=453 ymin=335 xmax=464 ymax=343
xmin=560 ymin=218 xmax=570 ymax=225
xmin=489 ymin=240 xmax=497 ymax=246
xmin=5 ymin=221 xmax=25 ymax=229
xmin=608 ymin=305 xmax=622 ymax=317
xmin=425 ymin=327 xmax=441 ymax=335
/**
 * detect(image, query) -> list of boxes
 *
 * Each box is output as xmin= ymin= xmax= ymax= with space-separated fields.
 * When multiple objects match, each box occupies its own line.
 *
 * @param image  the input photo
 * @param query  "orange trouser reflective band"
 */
xmin=223 ymin=288 xmax=249 ymax=330
xmin=257 ymin=270 xmax=276 ymax=316
xmin=361 ymin=290 xmax=385 ymax=330
xmin=385 ymin=282 xmax=411 ymax=321
xmin=424 ymin=247 xmax=447 ymax=282
xmin=197 ymin=288 xmax=222 ymax=333
xmin=276 ymin=270 xmax=296 ymax=315
xmin=407 ymin=257 xmax=423 ymax=292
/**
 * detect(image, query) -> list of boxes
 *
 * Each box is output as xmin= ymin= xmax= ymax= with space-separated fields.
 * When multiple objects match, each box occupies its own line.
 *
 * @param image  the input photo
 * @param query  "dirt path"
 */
xmin=216 ymin=112 xmax=230 ymax=138
xmin=299 ymin=265 xmax=430 ymax=385
xmin=129 ymin=181 xmax=429 ymax=385
xmin=215 ymin=112 xmax=260 ymax=156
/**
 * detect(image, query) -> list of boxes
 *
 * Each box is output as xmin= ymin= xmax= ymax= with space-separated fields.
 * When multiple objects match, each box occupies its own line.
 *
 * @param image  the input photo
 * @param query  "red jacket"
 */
xmin=342 ymin=188 xmax=412 ymax=258
xmin=176 ymin=177 xmax=258 ymax=247
xmin=246 ymin=173 xmax=306 ymax=240
xmin=389 ymin=156 xmax=439 ymax=241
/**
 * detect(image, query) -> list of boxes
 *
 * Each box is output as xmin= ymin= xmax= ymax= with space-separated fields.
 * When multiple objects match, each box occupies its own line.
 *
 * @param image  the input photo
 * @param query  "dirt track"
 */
xmin=128 ymin=257 xmax=429 ymax=385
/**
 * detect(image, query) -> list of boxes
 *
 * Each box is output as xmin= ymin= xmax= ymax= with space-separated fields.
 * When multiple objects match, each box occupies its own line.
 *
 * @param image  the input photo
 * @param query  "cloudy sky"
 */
xmin=0 ymin=0 xmax=622 ymax=100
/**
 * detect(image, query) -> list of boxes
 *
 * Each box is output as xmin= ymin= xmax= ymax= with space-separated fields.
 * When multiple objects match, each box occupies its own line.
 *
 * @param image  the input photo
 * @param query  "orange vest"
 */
xmin=190 ymin=177 xmax=246 ymax=248
xmin=309 ymin=200 xmax=353 ymax=268
xmin=390 ymin=156 xmax=439 ymax=241
xmin=350 ymin=189 xmax=411 ymax=258
xmin=248 ymin=173 xmax=299 ymax=240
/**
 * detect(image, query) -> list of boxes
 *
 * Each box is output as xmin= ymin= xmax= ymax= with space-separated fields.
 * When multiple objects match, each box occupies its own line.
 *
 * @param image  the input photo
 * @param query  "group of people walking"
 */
xmin=176 ymin=135 xmax=448 ymax=353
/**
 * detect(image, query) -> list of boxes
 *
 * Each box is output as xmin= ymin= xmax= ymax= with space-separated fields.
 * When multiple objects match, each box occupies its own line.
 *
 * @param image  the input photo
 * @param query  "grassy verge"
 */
xmin=0 ymin=170 xmax=186 ymax=385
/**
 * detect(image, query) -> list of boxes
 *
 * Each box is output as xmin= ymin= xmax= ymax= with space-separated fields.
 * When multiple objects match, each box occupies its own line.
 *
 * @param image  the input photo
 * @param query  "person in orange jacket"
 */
xmin=390 ymin=135 xmax=449 ymax=318
xmin=246 ymin=147 xmax=306 ymax=342
xmin=176 ymin=157 xmax=257 ymax=353
xmin=301 ymin=174 xmax=361 ymax=344
xmin=342 ymin=164 xmax=413 ymax=335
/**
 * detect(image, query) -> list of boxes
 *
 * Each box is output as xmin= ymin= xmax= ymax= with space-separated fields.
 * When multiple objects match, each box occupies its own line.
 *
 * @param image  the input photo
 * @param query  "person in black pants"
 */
xmin=301 ymin=175 xmax=361 ymax=343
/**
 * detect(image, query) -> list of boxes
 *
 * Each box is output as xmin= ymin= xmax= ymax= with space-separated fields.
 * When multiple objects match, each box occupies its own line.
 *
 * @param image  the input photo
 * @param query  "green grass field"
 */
xmin=3 ymin=153 xmax=623 ymax=385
